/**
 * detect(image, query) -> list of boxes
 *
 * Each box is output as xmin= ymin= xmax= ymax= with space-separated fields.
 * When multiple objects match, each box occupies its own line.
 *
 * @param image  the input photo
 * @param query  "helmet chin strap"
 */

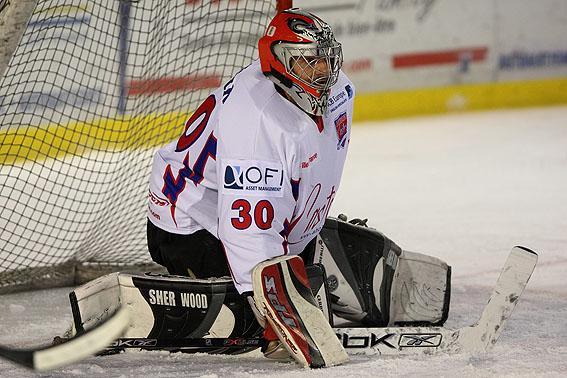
xmin=286 ymin=84 xmax=328 ymax=116
xmin=267 ymin=70 xmax=328 ymax=116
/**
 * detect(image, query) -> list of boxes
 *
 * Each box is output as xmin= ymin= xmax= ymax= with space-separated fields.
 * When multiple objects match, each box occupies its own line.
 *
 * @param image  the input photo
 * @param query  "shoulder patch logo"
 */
xmin=222 ymin=159 xmax=285 ymax=197
xmin=334 ymin=112 xmax=348 ymax=149
xmin=224 ymin=165 xmax=243 ymax=190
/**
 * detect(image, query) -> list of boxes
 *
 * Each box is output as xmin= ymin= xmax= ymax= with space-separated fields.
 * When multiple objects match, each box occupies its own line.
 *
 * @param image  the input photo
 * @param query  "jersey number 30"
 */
xmin=231 ymin=199 xmax=274 ymax=230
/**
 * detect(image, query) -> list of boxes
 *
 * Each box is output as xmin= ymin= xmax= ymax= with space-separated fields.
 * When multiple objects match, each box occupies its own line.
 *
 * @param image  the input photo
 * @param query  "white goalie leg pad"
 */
xmin=252 ymin=255 xmax=348 ymax=368
xmin=67 ymin=273 xmax=124 ymax=336
xmin=69 ymin=272 xmax=171 ymax=338
xmin=68 ymin=272 xmax=246 ymax=340
xmin=388 ymin=251 xmax=451 ymax=326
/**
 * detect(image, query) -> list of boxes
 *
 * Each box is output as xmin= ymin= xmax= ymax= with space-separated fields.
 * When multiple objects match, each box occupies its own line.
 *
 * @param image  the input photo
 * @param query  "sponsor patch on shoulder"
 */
xmin=222 ymin=159 xmax=284 ymax=197
xmin=334 ymin=112 xmax=348 ymax=149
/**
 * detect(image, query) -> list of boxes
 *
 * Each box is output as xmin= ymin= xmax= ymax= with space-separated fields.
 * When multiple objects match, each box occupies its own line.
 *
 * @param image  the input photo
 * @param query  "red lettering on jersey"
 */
xmin=283 ymin=184 xmax=337 ymax=246
xmin=300 ymin=152 xmax=318 ymax=169
xmin=148 ymin=190 xmax=170 ymax=207
xmin=304 ymin=186 xmax=335 ymax=233
xmin=231 ymin=199 xmax=275 ymax=230
xmin=231 ymin=199 xmax=252 ymax=229
xmin=254 ymin=200 xmax=274 ymax=230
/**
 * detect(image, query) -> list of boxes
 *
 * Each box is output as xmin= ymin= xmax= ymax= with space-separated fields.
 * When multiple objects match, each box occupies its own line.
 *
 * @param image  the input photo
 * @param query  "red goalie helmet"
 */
xmin=258 ymin=9 xmax=343 ymax=116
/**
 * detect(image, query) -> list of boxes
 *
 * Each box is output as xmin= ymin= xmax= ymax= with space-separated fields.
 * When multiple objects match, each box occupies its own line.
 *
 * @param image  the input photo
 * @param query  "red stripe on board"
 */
xmin=393 ymin=47 xmax=488 ymax=68
xmin=128 ymin=74 xmax=222 ymax=96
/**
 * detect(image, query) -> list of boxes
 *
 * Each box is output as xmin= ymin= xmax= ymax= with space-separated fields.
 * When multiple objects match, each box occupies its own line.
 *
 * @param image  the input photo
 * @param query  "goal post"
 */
xmin=0 ymin=0 xmax=291 ymax=293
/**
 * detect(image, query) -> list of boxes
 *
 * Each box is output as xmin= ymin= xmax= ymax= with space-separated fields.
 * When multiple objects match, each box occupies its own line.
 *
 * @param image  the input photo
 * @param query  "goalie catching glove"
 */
xmin=251 ymin=255 xmax=348 ymax=368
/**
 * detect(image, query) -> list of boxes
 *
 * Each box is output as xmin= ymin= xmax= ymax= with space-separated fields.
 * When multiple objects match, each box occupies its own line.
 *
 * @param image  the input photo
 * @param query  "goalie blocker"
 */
xmin=65 ymin=216 xmax=450 ymax=355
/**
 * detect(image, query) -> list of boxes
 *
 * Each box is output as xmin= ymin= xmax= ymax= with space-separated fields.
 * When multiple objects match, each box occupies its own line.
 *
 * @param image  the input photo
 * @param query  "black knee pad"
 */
xmin=146 ymin=220 xmax=230 ymax=278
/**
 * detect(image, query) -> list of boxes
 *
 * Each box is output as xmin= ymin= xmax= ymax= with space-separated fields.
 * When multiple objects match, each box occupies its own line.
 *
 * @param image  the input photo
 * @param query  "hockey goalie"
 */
xmin=63 ymin=9 xmax=452 ymax=368
xmin=67 ymin=216 xmax=451 ymax=366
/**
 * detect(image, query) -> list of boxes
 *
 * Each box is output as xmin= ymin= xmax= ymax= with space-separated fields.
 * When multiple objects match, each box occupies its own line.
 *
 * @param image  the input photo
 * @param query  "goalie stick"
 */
xmin=100 ymin=246 xmax=537 ymax=356
xmin=335 ymin=246 xmax=538 ymax=355
xmin=104 ymin=336 xmax=265 ymax=353
xmin=0 ymin=307 xmax=129 ymax=372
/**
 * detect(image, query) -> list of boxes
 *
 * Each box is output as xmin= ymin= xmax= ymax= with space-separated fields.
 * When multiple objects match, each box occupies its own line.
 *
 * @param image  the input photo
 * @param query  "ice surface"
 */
xmin=1 ymin=106 xmax=566 ymax=377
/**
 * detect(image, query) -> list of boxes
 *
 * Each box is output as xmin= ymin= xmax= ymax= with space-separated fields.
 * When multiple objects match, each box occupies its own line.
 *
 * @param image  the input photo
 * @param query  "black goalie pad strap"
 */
xmin=305 ymin=263 xmax=333 ymax=327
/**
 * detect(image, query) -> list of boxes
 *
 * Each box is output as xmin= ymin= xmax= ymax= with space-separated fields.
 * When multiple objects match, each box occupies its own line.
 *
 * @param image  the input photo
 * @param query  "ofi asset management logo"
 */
xmin=222 ymin=159 xmax=284 ymax=197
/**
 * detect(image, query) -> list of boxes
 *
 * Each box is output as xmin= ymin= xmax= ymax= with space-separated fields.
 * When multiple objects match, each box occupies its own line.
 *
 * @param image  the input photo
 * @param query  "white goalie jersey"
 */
xmin=148 ymin=60 xmax=355 ymax=293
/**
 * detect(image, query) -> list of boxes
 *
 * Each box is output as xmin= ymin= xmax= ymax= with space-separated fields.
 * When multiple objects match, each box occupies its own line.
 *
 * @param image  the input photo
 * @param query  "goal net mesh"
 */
xmin=0 ymin=0 xmax=279 ymax=292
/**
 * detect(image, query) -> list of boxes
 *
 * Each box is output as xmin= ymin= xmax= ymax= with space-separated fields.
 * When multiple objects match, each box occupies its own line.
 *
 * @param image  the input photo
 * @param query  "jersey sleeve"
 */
xmin=216 ymin=111 xmax=299 ymax=294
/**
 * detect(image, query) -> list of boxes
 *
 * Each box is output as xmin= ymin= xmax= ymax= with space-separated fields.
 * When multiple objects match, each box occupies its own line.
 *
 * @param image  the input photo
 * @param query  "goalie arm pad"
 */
xmin=252 ymin=255 xmax=348 ymax=368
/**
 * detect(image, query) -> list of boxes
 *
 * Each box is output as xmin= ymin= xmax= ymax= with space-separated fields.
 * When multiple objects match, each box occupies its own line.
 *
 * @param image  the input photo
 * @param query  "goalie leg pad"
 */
xmin=388 ymin=250 xmax=451 ymax=326
xmin=67 ymin=267 xmax=331 ymax=356
xmin=68 ymin=272 xmax=263 ymax=354
xmin=252 ymin=255 xmax=348 ymax=368
xmin=310 ymin=216 xmax=451 ymax=327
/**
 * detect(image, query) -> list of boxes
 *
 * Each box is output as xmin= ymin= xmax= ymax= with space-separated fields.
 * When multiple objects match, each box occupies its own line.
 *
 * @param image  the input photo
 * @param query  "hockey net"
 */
xmin=0 ymin=0 xmax=289 ymax=293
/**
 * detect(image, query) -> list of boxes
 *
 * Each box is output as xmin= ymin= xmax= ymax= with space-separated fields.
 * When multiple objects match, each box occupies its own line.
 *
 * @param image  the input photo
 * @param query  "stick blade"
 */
xmin=333 ymin=246 xmax=538 ymax=356
xmin=460 ymin=245 xmax=538 ymax=352
xmin=0 ymin=307 xmax=129 ymax=372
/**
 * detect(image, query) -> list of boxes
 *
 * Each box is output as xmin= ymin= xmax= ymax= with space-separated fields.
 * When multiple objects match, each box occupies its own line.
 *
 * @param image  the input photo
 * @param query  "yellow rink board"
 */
xmin=2 ymin=77 xmax=567 ymax=165
xmin=354 ymin=77 xmax=567 ymax=122
xmin=0 ymin=113 xmax=189 ymax=165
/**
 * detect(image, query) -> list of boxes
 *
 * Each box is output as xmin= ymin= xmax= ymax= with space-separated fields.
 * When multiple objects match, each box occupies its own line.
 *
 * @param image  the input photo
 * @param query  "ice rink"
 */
xmin=1 ymin=105 xmax=566 ymax=377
